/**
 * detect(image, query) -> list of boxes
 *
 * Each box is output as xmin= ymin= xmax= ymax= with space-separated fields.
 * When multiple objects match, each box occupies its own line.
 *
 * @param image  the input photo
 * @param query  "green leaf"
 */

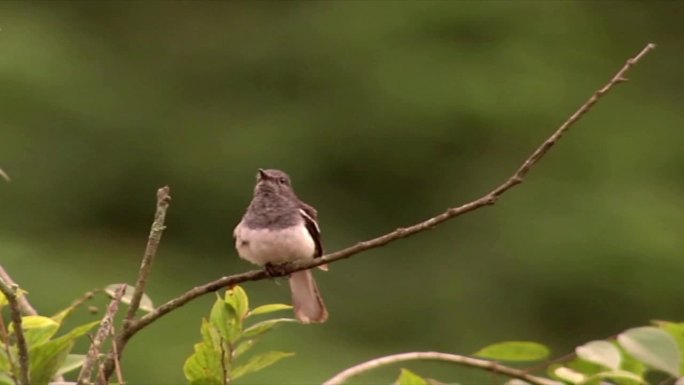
xmin=55 ymin=354 xmax=86 ymax=376
xmin=200 ymin=319 xmax=221 ymax=350
xmin=474 ymin=341 xmax=550 ymax=361
xmin=566 ymin=358 xmax=604 ymax=376
xmin=210 ymin=298 xmax=240 ymax=343
xmin=0 ymin=372 xmax=14 ymax=385
xmin=617 ymin=343 xmax=646 ymax=376
xmin=396 ymin=368 xmax=429 ymax=385
xmin=51 ymin=304 xmax=78 ymax=325
xmin=0 ymin=349 xmax=9 ymax=372
xmin=28 ymin=320 xmax=98 ymax=385
xmin=576 ymin=340 xmax=622 ymax=370
xmin=225 ymin=286 xmax=249 ymax=320
xmin=60 ymin=320 xmax=100 ymax=341
xmin=29 ymin=338 xmax=74 ymax=385
xmin=183 ymin=342 xmax=224 ymax=384
xmin=580 ymin=370 xmax=646 ymax=385
xmin=51 ymin=290 xmax=99 ymax=324
xmin=18 ymin=315 xmax=58 ymax=330
xmin=105 ymin=283 xmax=154 ymax=313
xmin=241 ymin=318 xmax=296 ymax=340
xmin=553 ymin=367 xmax=586 ymax=384
xmin=189 ymin=378 xmax=224 ymax=385
xmin=18 ymin=315 xmax=60 ymax=347
xmin=618 ymin=326 xmax=681 ymax=377
xmin=186 ymin=286 xmax=294 ymax=384
xmin=249 ymin=303 xmax=292 ymax=317
xmin=655 ymin=321 xmax=684 ymax=374
xmin=233 ymin=339 xmax=255 ymax=359
xmin=231 ymin=351 xmax=294 ymax=380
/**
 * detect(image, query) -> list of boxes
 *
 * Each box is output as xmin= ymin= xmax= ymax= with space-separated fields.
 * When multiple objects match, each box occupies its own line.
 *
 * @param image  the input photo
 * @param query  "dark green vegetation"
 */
xmin=1 ymin=2 xmax=682 ymax=384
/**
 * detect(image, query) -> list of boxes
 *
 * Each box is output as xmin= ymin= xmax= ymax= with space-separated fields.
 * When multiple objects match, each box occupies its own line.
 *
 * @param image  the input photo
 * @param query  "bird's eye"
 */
xmin=278 ymin=177 xmax=287 ymax=184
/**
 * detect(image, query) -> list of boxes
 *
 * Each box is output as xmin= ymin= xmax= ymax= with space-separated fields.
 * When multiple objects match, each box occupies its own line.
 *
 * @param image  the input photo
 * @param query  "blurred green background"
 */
xmin=1 ymin=1 xmax=683 ymax=384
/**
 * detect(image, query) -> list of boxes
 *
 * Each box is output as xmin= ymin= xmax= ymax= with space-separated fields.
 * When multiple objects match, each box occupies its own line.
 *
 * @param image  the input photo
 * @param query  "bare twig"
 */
xmin=77 ymin=284 xmax=127 ymax=385
xmin=65 ymin=289 xmax=100 ymax=318
xmin=109 ymin=326 xmax=125 ymax=385
xmin=102 ymin=43 xmax=656 ymax=380
xmin=123 ymin=186 xmax=171 ymax=326
xmin=83 ymin=334 xmax=107 ymax=385
xmin=0 ymin=265 xmax=38 ymax=316
xmin=0 ymin=278 xmax=30 ymax=385
xmin=0 ymin=167 xmax=10 ymax=182
xmin=101 ymin=187 xmax=171 ymax=378
xmin=321 ymin=351 xmax=559 ymax=385
xmin=220 ymin=337 xmax=228 ymax=385
xmin=96 ymin=364 xmax=106 ymax=385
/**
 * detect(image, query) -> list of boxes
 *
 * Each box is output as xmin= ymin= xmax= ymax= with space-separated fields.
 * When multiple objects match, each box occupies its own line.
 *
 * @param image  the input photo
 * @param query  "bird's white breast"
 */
xmin=234 ymin=222 xmax=316 ymax=266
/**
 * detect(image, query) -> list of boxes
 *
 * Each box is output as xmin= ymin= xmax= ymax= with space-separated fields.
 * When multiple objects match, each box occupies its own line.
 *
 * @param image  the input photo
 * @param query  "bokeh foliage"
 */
xmin=0 ymin=2 xmax=682 ymax=384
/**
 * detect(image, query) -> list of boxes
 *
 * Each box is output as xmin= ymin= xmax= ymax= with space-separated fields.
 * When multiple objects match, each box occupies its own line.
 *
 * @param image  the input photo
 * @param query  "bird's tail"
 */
xmin=289 ymin=270 xmax=328 ymax=323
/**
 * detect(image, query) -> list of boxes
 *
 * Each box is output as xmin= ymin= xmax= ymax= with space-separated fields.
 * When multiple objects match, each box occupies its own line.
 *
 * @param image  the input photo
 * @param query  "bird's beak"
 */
xmin=257 ymin=168 xmax=268 ymax=180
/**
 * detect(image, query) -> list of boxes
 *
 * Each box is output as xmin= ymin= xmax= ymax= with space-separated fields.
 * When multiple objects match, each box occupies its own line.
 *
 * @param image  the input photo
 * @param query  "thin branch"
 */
xmin=108 ymin=325 xmax=126 ymax=385
xmin=0 ymin=278 xmax=30 ymax=385
xmin=101 ymin=187 xmax=171 ymax=378
xmin=96 ymin=363 xmax=107 ymax=385
xmin=321 ymin=351 xmax=559 ymax=385
xmin=0 ymin=266 xmax=38 ymax=316
xmin=136 ymin=42 xmax=658 ymax=335
xmin=77 ymin=284 xmax=126 ymax=385
xmin=123 ymin=185 xmax=171 ymax=326
xmin=66 ymin=289 xmax=100 ymax=318
xmin=0 ymin=167 xmax=10 ymax=182
xmin=220 ymin=337 xmax=228 ymax=385
xmin=102 ymin=43 xmax=656 ymax=380
xmin=82 ymin=334 xmax=107 ymax=385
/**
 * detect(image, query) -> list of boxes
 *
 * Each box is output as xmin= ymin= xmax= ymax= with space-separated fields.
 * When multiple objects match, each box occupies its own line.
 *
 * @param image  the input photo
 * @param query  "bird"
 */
xmin=233 ymin=168 xmax=328 ymax=323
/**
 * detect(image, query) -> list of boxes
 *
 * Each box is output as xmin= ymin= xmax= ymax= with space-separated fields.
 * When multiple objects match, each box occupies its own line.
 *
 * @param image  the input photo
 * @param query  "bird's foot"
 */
xmin=264 ymin=262 xmax=290 ymax=277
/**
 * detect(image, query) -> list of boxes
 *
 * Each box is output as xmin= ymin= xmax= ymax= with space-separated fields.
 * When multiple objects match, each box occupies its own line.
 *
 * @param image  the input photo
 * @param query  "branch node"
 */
xmin=0 ymin=267 xmax=38 ymax=316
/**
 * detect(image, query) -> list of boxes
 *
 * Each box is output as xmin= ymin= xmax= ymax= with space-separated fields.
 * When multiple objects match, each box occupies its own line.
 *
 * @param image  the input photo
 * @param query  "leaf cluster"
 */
xmin=398 ymin=323 xmax=684 ymax=385
xmin=0 ymin=292 xmax=98 ymax=385
xmin=183 ymin=286 xmax=295 ymax=385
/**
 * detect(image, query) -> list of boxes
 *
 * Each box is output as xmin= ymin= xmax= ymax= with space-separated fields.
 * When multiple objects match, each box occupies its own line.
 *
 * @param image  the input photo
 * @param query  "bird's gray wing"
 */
xmin=299 ymin=203 xmax=323 ymax=258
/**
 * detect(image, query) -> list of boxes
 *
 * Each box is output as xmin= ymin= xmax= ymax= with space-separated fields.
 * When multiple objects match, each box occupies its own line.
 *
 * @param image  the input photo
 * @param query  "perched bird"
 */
xmin=233 ymin=168 xmax=328 ymax=323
